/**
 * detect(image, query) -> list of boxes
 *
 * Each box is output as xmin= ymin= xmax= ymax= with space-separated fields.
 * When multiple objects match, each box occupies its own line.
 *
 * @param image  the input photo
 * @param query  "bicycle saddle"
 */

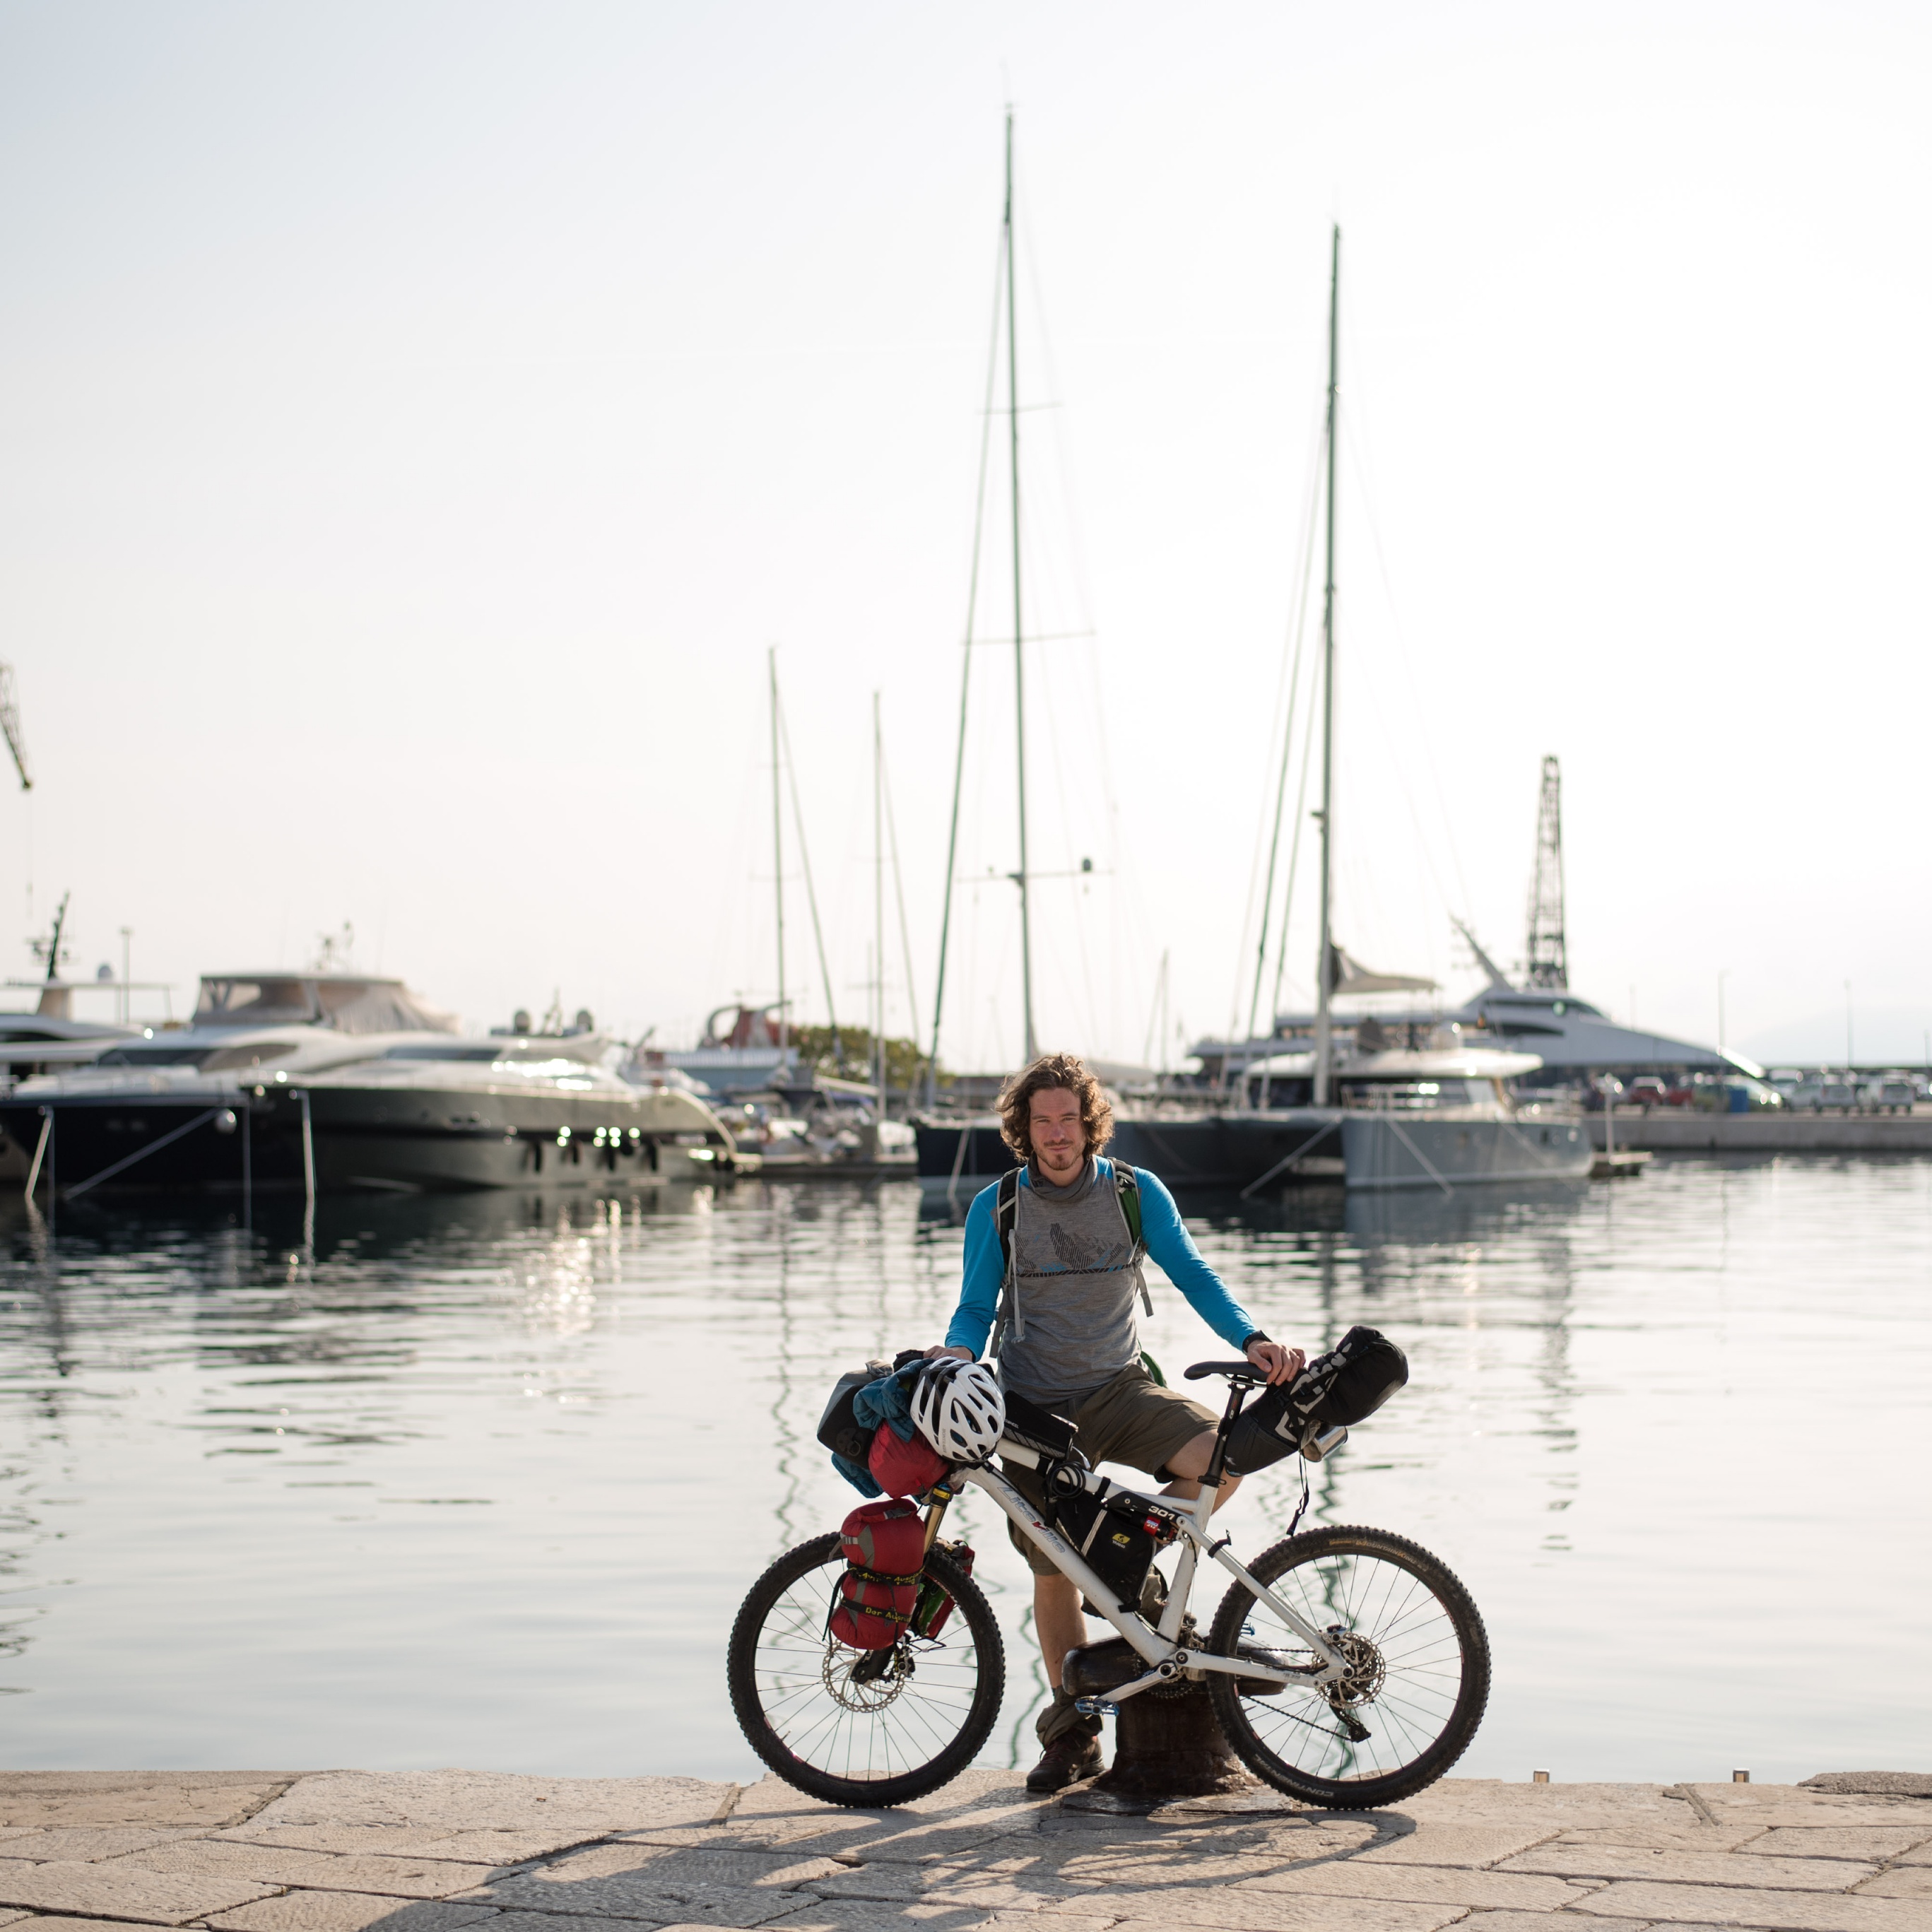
xmin=1184 ymin=1359 xmax=1268 ymax=1384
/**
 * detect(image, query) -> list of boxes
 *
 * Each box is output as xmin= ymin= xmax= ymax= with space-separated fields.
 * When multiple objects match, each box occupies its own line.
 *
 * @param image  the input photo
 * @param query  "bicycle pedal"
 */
xmin=1072 ymin=1697 xmax=1121 ymax=1718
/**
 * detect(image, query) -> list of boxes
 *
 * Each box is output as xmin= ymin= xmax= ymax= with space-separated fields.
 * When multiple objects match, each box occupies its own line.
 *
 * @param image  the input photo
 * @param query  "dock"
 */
xmin=1592 ymin=1112 xmax=1932 ymax=1155
xmin=3 ymin=1765 xmax=1926 ymax=1931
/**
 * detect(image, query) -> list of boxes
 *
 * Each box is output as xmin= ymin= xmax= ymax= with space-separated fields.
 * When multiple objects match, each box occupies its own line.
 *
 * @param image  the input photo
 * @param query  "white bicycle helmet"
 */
xmin=911 ymin=1359 xmax=1006 ymax=1463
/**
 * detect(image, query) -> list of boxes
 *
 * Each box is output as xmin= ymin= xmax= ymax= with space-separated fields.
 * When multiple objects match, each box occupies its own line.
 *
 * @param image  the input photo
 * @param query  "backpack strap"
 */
xmin=991 ymin=1166 xmax=1024 ymax=1352
xmin=1114 ymin=1162 xmax=1145 ymax=1256
xmin=1112 ymin=1162 xmax=1155 ymax=1317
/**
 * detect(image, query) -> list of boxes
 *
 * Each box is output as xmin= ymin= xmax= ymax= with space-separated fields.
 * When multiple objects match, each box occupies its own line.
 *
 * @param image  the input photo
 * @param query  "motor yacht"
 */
xmin=3 ymin=972 xmax=751 ymax=1198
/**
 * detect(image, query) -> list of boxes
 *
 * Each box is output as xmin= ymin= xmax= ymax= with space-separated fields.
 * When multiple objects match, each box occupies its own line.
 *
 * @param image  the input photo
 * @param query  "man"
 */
xmin=929 ymin=1050 xmax=1304 ymax=1793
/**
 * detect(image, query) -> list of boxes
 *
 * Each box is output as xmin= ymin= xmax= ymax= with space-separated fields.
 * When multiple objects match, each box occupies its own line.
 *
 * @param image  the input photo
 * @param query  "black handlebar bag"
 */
xmin=1225 ymin=1324 xmax=1408 ymax=1474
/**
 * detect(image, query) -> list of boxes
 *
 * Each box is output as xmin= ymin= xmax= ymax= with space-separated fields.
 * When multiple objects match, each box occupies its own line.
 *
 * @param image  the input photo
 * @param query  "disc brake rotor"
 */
xmin=823 ymin=1642 xmax=912 ymax=1712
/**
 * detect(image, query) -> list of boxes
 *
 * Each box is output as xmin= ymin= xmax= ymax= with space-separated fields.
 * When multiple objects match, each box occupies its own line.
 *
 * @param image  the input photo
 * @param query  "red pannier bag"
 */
xmin=829 ymin=1499 xmax=926 ymax=1651
xmin=840 ymin=1497 xmax=926 ymax=1573
xmin=828 ymin=1569 xmax=919 ymax=1650
xmin=868 ymin=1426 xmax=948 ymax=1499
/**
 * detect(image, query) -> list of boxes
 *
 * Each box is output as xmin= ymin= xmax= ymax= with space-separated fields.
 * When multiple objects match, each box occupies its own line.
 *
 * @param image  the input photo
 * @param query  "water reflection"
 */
xmin=0 ymin=1161 xmax=1928 ymax=1781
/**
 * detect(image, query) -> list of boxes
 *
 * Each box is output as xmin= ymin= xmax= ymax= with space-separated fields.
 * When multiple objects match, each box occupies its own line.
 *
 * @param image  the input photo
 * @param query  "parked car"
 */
xmin=1861 ymin=1074 xmax=1921 ymax=1114
xmin=1624 ymin=1076 xmax=1671 ymax=1110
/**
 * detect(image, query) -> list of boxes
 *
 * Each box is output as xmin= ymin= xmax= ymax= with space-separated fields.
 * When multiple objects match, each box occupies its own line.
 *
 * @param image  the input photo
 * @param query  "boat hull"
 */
xmin=914 ymin=1109 xmax=1590 ymax=1192
xmin=1 ymin=1083 xmax=735 ymax=1196
xmin=1341 ymin=1112 xmax=1591 ymax=1189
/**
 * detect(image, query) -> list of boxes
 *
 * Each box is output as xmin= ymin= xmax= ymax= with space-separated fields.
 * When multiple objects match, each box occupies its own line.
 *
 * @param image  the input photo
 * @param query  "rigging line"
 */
xmin=1013 ymin=152 xmax=1136 ymax=1048
xmin=1338 ymin=319 xmax=1474 ymax=922
xmin=1271 ymin=628 xmax=1325 ymax=1020
xmin=776 ymin=690 xmax=842 ymax=1049
xmin=929 ymin=218 xmax=1008 ymax=1094
xmin=880 ymin=734 xmax=922 ymax=1058
xmin=1341 ymin=413 xmax=1463 ymax=936
xmin=1245 ymin=413 xmax=1329 ymax=1044
xmin=1015 ymin=171 xmax=1100 ymax=643
xmin=1231 ymin=409 xmax=1327 ymax=1041
xmin=1037 ymin=636 xmax=1104 ymax=1054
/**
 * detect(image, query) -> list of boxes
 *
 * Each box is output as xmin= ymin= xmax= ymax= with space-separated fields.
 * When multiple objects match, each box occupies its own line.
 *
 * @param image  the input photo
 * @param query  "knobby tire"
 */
xmin=1207 ymin=1523 xmax=1490 ymax=1809
xmin=727 ymin=1533 xmax=1004 ymax=1808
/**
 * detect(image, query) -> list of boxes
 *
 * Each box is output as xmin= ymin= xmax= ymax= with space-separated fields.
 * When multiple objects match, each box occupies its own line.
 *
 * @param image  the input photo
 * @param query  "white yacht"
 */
xmin=4 ymin=972 xmax=750 ymax=1198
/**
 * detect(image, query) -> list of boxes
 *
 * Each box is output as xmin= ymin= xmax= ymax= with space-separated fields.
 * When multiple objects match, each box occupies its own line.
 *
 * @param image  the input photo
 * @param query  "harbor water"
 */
xmin=1 ymin=1157 xmax=1927 ymax=1783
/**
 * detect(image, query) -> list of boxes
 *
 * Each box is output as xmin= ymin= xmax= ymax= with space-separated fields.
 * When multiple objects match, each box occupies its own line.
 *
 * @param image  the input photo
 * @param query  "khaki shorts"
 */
xmin=1001 ymin=1363 xmax=1218 ymax=1577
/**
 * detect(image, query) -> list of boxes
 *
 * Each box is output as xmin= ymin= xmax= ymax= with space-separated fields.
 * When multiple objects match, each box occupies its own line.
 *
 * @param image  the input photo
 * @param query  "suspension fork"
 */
xmin=921 ymin=1481 xmax=955 ymax=1551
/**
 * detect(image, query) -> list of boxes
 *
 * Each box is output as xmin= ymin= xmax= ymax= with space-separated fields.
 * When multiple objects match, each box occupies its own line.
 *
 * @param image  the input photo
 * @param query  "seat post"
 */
xmin=1203 ymin=1377 xmax=1252 ymax=1488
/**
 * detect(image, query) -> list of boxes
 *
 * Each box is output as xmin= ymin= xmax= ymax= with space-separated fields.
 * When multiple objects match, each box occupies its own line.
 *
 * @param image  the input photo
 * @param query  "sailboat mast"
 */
xmin=769 ymin=648 xmax=787 ymax=1056
xmin=873 ymin=691 xmax=886 ymax=1111
xmin=1006 ymin=108 xmax=1037 ymax=1064
xmin=1312 ymin=225 xmax=1341 ymax=1107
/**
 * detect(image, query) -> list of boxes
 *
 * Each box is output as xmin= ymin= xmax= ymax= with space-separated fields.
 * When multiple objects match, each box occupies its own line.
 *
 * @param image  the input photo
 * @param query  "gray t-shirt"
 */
xmin=997 ymin=1158 xmax=1147 ymax=1413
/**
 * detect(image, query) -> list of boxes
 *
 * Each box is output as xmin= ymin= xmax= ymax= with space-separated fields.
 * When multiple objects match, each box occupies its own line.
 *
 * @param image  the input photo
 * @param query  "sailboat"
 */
xmin=1194 ymin=226 xmax=1590 ymax=1192
xmin=917 ymin=222 xmax=1589 ymax=1194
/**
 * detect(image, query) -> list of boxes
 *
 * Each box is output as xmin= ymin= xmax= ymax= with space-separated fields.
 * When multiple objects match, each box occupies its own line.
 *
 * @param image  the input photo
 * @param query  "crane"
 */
xmin=0 ymin=664 xmax=29 ymax=791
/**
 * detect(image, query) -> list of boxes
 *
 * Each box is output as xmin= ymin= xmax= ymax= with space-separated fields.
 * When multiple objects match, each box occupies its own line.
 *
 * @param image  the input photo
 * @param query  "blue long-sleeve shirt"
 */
xmin=944 ymin=1157 xmax=1259 ymax=1360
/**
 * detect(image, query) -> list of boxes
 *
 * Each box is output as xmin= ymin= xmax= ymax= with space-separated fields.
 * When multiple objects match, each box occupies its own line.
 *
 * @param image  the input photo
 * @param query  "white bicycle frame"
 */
xmin=953 ymin=1435 xmax=1349 ymax=1711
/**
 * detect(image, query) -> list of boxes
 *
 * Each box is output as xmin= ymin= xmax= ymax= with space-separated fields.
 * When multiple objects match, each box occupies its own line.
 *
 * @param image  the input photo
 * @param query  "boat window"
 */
xmin=381 ymin=1043 xmax=504 ymax=1061
xmin=194 ymin=978 xmax=319 ymax=1026
xmin=95 ymin=1046 xmax=214 ymax=1068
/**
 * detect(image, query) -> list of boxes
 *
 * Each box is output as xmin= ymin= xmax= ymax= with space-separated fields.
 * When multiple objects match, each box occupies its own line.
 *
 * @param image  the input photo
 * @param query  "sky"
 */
xmin=2 ymin=1 xmax=1928 ymax=1069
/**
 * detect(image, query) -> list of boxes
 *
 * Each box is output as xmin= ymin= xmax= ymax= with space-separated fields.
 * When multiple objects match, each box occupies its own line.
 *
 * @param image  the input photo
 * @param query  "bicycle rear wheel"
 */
xmin=726 ymin=1533 xmax=1004 ymax=1807
xmin=1207 ymin=1524 xmax=1488 ymax=1809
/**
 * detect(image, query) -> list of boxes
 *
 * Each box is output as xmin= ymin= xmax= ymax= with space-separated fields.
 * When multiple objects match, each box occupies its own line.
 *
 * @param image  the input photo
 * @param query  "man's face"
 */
xmin=1028 ymin=1087 xmax=1085 ymax=1179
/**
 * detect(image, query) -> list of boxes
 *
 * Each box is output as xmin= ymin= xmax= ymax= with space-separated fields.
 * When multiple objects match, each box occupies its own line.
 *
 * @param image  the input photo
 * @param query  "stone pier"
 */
xmin=1 ymin=1767 xmax=1927 ymax=1932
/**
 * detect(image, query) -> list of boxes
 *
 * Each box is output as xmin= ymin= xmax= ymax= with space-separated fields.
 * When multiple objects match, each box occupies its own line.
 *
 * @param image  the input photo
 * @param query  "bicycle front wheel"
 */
xmin=1208 ymin=1524 xmax=1489 ymax=1809
xmin=726 ymin=1533 xmax=1005 ymax=1807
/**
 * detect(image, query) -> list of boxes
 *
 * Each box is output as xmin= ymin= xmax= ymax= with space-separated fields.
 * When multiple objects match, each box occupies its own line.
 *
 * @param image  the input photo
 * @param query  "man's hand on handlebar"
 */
xmin=1245 ymin=1339 xmax=1304 ymax=1386
xmin=926 ymin=1344 xmax=974 ymax=1364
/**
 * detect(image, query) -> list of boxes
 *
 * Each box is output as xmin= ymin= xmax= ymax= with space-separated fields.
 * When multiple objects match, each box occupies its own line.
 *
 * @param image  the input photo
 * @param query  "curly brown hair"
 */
xmin=998 ymin=1052 xmax=1115 ymax=1165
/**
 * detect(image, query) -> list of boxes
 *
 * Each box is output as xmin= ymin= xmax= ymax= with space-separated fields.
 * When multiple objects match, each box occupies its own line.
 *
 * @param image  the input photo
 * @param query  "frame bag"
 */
xmin=1042 ymin=1468 xmax=1179 ymax=1610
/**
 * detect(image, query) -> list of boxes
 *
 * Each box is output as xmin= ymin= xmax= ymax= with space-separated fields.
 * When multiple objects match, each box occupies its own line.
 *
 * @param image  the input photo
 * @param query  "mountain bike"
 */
xmin=726 ymin=1357 xmax=1489 ymax=1809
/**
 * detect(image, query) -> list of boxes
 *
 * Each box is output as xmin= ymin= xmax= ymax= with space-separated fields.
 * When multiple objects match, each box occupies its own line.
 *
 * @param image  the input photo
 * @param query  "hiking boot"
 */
xmin=1025 ymin=1728 xmax=1105 ymax=1793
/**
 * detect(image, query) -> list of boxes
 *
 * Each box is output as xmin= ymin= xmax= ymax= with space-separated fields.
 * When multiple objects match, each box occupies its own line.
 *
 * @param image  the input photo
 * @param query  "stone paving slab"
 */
xmin=1747 ymin=1828 xmax=1932 ymax=1861
xmin=0 ymin=1857 xmax=279 ymax=1925
xmin=1235 ymin=1860 xmax=1598 ymax=1909
xmin=1556 ymin=1827 xmax=1778 ymax=1854
xmin=1584 ymin=1878 xmax=1931 ymax=1929
xmin=1683 ymin=1789 xmax=1932 ymax=1832
xmin=488 ymin=1915 xmax=685 ymax=1932
xmin=246 ymin=1774 xmax=732 ymax=1839
xmin=0 ymin=1774 xmax=298 ymax=1834
xmin=1352 ymin=1823 xmax=1564 ymax=1866
xmin=1854 ymin=1866 xmax=1932 ymax=1897
xmin=1066 ymin=1890 xmax=1463 ymax=1929
xmin=107 ymin=1840 xmax=511 ymax=1897
xmin=1498 ymin=1845 xmax=1879 ymax=1890
xmin=216 ymin=1828 xmax=600 ymax=1866
xmin=208 ymin=1895 xmax=504 ymax=1932
xmin=0 ymin=1828 xmax=215 ymax=1863
xmin=1 ymin=1772 xmax=1923 ymax=1932
xmin=1458 ymin=1917 xmax=1658 ymax=1932
xmin=468 ymin=1842 xmax=849 ymax=1895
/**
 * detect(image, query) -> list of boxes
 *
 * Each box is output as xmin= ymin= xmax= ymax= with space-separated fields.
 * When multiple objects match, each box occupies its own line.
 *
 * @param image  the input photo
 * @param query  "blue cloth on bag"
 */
xmin=829 ymin=1361 xmax=924 ymax=1494
xmin=852 ymin=1363 xmax=921 ymax=1440
xmin=831 ymin=1451 xmax=883 ymax=1497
